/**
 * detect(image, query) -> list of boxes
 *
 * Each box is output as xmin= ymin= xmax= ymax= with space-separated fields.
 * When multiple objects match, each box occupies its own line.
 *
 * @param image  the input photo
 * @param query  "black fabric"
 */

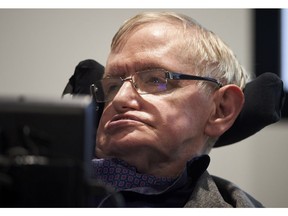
xmin=214 ymin=72 xmax=285 ymax=147
xmin=62 ymin=59 xmax=104 ymax=96
xmin=63 ymin=60 xmax=285 ymax=147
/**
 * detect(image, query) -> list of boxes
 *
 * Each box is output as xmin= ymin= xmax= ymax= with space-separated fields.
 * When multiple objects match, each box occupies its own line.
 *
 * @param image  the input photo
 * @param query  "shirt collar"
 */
xmin=91 ymin=154 xmax=210 ymax=195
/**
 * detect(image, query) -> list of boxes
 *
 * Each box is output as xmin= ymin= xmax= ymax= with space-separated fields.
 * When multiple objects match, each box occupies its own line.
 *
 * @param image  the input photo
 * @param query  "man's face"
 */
xmin=95 ymin=23 xmax=215 ymax=176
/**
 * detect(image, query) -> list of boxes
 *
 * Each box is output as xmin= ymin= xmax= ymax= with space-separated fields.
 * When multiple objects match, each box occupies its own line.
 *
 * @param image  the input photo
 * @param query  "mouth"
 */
xmin=106 ymin=114 xmax=146 ymax=132
xmin=111 ymin=114 xmax=142 ymax=122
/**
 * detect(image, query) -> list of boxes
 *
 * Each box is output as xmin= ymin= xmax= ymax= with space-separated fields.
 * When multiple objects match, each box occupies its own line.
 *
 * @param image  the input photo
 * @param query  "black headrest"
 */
xmin=214 ymin=72 xmax=285 ymax=147
xmin=63 ymin=60 xmax=285 ymax=147
xmin=62 ymin=59 xmax=104 ymax=96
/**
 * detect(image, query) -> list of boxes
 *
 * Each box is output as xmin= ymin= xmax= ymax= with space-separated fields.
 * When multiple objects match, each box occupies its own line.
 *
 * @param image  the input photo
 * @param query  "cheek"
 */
xmin=159 ymin=93 xmax=211 ymax=141
xmin=161 ymin=105 xmax=195 ymax=140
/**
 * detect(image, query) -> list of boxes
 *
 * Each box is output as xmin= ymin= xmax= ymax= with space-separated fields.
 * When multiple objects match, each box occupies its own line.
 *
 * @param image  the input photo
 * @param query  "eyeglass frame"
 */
xmin=90 ymin=69 xmax=223 ymax=103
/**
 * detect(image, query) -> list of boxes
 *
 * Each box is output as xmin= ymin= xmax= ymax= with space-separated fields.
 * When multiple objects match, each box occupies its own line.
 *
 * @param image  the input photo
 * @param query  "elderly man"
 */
xmin=91 ymin=11 xmax=263 ymax=207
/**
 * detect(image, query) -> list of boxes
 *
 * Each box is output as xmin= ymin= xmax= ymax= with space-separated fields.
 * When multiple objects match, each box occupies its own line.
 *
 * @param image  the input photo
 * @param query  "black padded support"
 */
xmin=62 ymin=59 xmax=104 ymax=96
xmin=214 ymin=72 xmax=285 ymax=147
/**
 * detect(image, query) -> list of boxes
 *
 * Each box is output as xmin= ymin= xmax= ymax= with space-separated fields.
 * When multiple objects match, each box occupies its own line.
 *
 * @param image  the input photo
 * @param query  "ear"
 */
xmin=204 ymin=84 xmax=245 ymax=138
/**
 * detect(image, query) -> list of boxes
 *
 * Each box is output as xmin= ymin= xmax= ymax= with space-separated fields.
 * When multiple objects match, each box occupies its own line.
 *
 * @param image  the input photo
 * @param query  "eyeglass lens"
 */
xmin=94 ymin=70 xmax=169 ymax=102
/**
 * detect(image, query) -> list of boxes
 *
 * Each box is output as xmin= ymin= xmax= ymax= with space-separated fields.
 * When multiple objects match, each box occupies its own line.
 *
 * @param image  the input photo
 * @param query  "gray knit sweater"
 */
xmin=185 ymin=171 xmax=264 ymax=207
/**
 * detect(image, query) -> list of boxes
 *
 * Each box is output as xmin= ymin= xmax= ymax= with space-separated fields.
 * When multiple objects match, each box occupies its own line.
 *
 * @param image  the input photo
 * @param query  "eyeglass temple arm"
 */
xmin=167 ymin=72 xmax=223 ymax=87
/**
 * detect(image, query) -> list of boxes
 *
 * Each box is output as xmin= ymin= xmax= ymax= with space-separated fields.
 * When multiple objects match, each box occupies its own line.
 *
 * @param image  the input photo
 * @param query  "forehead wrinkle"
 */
xmin=116 ymin=22 xmax=181 ymax=53
xmin=106 ymin=51 xmax=171 ymax=75
xmin=106 ymin=23 xmax=187 ymax=77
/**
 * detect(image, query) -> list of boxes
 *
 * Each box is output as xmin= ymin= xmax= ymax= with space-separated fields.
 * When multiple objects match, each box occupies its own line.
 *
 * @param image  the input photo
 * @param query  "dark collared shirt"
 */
xmin=91 ymin=155 xmax=210 ymax=207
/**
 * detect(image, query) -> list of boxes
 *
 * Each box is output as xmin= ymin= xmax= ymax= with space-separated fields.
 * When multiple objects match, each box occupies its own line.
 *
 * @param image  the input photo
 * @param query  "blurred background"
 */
xmin=0 ymin=9 xmax=287 ymax=207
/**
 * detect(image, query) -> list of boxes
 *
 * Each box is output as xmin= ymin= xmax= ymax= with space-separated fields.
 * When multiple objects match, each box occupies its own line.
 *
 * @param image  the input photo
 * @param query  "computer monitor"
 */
xmin=0 ymin=95 xmax=97 ymax=207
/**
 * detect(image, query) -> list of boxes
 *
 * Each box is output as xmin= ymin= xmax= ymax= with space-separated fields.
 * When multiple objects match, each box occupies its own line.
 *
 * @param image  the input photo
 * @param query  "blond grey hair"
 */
xmin=111 ymin=11 xmax=252 ymax=89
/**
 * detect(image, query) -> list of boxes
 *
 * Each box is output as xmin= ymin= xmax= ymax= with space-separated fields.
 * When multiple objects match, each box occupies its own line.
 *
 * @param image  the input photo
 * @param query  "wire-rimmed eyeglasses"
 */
xmin=91 ymin=68 xmax=223 ymax=103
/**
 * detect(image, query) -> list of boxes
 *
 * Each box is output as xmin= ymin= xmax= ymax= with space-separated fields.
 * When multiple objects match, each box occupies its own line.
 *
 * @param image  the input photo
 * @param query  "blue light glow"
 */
xmin=281 ymin=9 xmax=288 ymax=91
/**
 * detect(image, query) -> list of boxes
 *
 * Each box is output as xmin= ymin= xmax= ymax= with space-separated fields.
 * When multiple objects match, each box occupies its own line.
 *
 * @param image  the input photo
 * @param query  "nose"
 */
xmin=111 ymin=79 xmax=141 ymax=112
